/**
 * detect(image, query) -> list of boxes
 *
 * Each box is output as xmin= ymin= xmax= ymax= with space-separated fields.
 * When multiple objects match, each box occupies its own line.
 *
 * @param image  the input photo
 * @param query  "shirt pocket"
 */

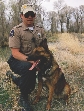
xmin=21 ymin=39 xmax=32 ymax=53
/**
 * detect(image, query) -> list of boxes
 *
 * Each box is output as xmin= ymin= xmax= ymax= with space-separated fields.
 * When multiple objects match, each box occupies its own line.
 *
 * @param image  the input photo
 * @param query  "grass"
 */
xmin=0 ymin=33 xmax=84 ymax=111
xmin=0 ymin=87 xmax=9 ymax=105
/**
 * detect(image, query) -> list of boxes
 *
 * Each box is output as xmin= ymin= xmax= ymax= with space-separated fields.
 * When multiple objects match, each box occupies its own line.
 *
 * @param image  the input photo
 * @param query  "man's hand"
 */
xmin=29 ymin=60 xmax=40 ymax=70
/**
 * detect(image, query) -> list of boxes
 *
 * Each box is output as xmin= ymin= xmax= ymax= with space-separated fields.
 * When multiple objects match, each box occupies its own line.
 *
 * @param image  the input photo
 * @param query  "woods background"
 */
xmin=0 ymin=0 xmax=84 ymax=47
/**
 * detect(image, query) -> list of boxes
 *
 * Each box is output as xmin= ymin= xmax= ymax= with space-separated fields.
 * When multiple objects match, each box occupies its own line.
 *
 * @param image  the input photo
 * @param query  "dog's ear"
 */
xmin=40 ymin=38 xmax=48 ymax=51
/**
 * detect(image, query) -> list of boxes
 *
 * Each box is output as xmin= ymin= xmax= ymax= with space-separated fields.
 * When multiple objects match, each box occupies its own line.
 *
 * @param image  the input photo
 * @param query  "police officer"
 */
xmin=7 ymin=4 xmax=46 ymax=111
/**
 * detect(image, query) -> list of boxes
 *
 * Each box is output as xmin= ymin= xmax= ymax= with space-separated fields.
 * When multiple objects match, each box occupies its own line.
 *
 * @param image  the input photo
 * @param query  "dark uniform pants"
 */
xmin=7 ymin=55 xmax=36 ymax=95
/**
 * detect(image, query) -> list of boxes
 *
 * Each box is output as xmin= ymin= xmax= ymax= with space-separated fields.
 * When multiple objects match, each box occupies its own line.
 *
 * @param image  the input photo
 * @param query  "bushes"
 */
xmin=0 ymin=37 xmax=8 ymax=47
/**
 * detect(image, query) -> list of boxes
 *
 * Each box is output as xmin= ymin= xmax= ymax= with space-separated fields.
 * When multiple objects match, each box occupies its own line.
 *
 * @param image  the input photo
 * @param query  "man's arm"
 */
xmin=11 ymin=48 xmax=34 ymax=64
xmin=11 ymin=48 xmax=27 ymax=61
xmin=11 ymin=48 xmax=40 ymax=70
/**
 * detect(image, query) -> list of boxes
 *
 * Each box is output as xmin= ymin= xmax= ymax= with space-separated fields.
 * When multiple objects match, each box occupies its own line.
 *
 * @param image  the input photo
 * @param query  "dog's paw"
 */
xmin=46 ymin=103 xmax=51 ymax=111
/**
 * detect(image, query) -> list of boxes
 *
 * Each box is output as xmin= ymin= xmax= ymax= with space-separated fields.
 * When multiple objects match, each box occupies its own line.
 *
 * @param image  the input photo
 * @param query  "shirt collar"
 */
xmin=22 ymin=22 xmax=35 ymax=31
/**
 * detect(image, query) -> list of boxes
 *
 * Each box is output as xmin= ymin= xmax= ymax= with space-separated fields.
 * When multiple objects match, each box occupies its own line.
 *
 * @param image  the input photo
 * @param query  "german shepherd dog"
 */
xmin=28 ymin=39 xmax=71 ymax=110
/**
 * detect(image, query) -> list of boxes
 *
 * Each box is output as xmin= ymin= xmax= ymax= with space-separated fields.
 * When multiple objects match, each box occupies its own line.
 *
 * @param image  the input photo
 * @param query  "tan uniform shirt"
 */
xmin=9 ymin=22 xmax=46 ymax=55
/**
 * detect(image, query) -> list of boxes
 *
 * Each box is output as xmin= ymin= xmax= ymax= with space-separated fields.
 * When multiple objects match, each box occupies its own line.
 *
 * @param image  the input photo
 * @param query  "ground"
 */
xmin=0 ymin=33 xmax=84 ymax=111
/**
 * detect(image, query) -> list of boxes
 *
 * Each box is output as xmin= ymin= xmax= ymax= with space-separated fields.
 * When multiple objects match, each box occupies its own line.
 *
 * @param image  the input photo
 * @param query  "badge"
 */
xmin=10 ymin=29 xmax=14 ymax=37
xmin=37 ymin=33 xmax=41 ymax=37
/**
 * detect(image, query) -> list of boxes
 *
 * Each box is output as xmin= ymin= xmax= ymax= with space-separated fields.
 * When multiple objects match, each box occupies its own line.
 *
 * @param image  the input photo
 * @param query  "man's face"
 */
xmin=21 ymin=11 xmax=36 ymax=26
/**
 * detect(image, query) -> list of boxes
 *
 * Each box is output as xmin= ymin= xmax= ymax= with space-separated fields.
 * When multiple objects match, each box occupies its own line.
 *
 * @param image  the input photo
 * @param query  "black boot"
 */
xmin=19 ymin=93 xmax=33 ymax=111
xmin=6 ymin=70 xmax=20 ymax=86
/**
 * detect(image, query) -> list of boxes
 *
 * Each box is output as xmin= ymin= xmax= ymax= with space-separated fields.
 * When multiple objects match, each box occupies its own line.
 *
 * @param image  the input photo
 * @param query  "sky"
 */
xmin=1 ymin=0 xmax=84 ymax=11
xmin=42 ymin=0 xmax=84 ymax=11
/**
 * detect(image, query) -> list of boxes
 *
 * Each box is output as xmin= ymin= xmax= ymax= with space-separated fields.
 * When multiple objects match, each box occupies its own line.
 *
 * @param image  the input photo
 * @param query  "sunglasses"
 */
xmin=24 ymin=11 xmax=35 ymax=18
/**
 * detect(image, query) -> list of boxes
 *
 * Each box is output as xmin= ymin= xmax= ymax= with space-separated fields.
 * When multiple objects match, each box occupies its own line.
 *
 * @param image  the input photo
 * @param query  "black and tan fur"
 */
xmin=28 ymin=39 xmax=71 ymax=110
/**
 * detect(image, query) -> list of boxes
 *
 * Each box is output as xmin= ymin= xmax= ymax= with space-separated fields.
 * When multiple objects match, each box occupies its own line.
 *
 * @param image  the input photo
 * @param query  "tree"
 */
xmin=62 ymin=6 xmax=73 ymax=33
xmin=53 ymin=0 xmax=66 ymax=33
xmin=49 ymin=11 xmax=57 ymax=34
xmin=79 ymin=5 xmax=84 ymax=33
xmin=0 ymin=1 xmax=8 ymax=47
xmin=72 ymin=8 xmax=80 ymax=33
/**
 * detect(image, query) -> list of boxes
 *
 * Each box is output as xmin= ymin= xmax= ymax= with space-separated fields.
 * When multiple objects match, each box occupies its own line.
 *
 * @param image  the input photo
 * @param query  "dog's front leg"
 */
xmin=33 ymin=76 xmax=43 ymax=104
xmin=46 ymin=83 xmax=55 ymax=110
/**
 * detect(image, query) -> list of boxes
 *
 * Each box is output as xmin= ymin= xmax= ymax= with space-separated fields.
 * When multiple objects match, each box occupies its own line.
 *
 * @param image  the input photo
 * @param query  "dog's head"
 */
xmin=28 ymin=38 xmax=53 ymax=73
xmin=32 ymin=38 xmax=49 ymax=52
xmin=28 ymin=46 xmax=52 ymax=71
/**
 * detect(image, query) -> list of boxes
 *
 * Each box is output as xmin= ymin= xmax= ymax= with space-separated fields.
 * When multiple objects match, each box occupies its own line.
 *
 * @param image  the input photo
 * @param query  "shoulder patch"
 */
xmin=10 ymin=29 xmax=14 ymax=37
